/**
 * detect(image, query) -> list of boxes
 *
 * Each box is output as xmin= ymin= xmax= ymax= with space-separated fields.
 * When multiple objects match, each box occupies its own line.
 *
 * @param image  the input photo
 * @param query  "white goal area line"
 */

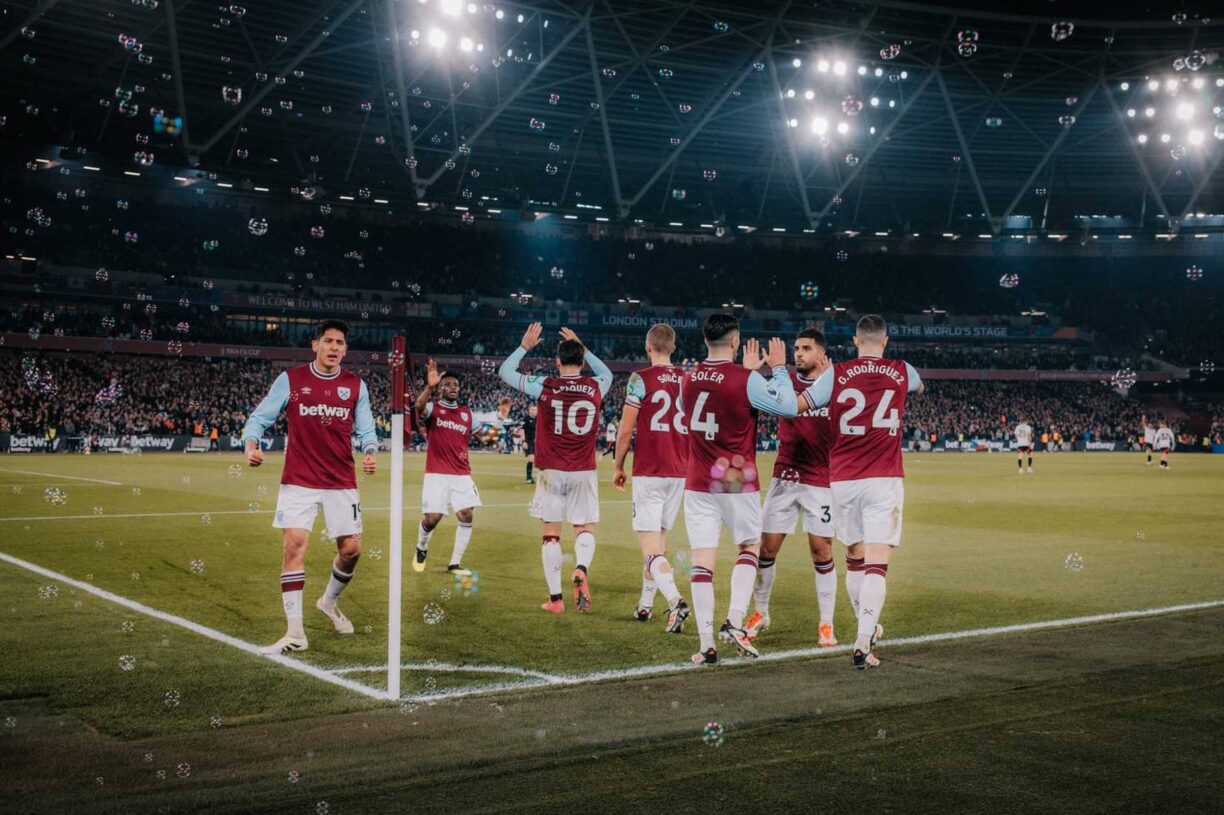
xmin=4 ymin=546 xmax=1219 ymax=705
xmin=0 ymin=468 xmax=123 ymax=485
xmin=339 ymin=598 xmax=1224 ymax=703
xmin=0 ymin=551 xmax=387 ymax=702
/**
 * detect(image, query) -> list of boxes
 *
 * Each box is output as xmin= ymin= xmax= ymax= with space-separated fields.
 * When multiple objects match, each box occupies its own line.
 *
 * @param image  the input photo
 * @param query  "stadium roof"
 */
xmin=3 ymin=0 xmax=1223 ymax=233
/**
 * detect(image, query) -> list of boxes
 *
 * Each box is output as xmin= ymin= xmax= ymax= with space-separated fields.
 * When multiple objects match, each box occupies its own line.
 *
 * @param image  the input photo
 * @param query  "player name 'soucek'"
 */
xmin=553 ymin=381 xmax=597 ymax=397
xmin=836 ymin=360 xmax=905 ymax=386
xmin=656 ymin=371 xmax=684 ymax=385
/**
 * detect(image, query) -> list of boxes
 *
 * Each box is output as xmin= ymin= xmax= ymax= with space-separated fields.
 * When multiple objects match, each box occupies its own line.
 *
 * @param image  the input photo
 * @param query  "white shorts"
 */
xmin=761 ymin=480 xmax=834 ymax=538
xmin=683 ymin=490 xmax=761 ymax=550
xmin=530 ymin=469 xmax=600 ymax=525
xmin=421 ymin=473 xmax=482 ymax=515
xmin=274 ymin=484 xmax=363 ymax=538
xmin=830 ymin=477 xmax=904 ymax=546
xmin=631 ymin=476 xmax=685 ymax=533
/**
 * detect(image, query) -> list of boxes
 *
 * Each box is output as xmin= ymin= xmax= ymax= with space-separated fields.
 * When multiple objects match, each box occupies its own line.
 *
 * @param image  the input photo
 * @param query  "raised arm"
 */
xmin=585 ymin=350 xmax=614 ymax=397
xmin=499 ymin=323 xmax=546 ymax=400
xmin=415 ymin=359 xmax=441 ymax=423
xmin=746 ymin=338 xmax=797 ymax=417
xmin=559 ymin=327 xmax=613 ymax=397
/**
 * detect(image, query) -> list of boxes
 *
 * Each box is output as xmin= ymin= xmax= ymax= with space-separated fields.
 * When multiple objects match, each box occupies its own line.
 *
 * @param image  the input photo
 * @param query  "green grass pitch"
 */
xmin=1 ymin=451 xmax=1222 ymax=813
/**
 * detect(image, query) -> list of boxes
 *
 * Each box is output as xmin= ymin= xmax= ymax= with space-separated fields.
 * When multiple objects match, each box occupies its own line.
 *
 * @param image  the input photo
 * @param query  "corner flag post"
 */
xmin=387 ymin=336 xmax=407 ymax=700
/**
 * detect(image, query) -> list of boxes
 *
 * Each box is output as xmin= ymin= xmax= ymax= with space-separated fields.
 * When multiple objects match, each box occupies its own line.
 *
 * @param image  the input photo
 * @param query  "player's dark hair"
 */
xmin=439 ymin=371 xmax=460 ymax=385
xmin=315 ymin=319 xmax=349 ymax=340
xmin=557 ymin=338 xmax=585 ymax=367
xmin=855 ymin=313 xmax=887 ymax=340
xmin=703 ymin=313 xmax=740 ymax=346
xmin=796 ymin=327 xmax=827 ymax=350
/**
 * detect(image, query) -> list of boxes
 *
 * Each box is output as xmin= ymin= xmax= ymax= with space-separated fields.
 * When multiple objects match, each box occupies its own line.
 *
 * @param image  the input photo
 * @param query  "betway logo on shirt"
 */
xmin=799 ymin=406 xmax=829 ymax=418
xmin=435 ymin=418 xmax=469 ymax=433
xmin=298 ymin=403 xmax=351 ymax=420
xmin=837 ymin=360 xmax=904 ymax=387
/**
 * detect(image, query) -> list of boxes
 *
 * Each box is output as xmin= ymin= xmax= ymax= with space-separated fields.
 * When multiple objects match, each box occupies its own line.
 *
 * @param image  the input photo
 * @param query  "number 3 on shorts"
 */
xmin=821 ymin=505 xmax=831 ymax=524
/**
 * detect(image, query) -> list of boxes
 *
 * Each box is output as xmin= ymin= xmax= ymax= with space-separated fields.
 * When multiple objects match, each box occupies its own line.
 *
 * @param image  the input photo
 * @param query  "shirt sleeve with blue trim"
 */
xmin=624 ymin=372 xmax=646 ymax=408
xmin=904 ymin=362 xmax=923 ymax=393
xmin=585 ymin=351 xmax=613 ymax=397
xmin=498 ymin=347 xmax=546 ymax=400
xmin=802 ymin=368 xmax=834 ymax=409
xmin=354 ymin=380 xmax=378 ymax=453
xmin=746 ymin=365 xmax=798 ymax=417
xmin=241 ymin=371 xmax=290 ymax=444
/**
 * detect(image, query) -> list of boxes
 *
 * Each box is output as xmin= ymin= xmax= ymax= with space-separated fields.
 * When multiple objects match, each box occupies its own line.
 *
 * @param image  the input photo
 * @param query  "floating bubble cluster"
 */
xmin=422 ymin=602 xmax=445 ymax=625
xmin=1110 ymin=368 xmax=1137 ymax=390
xmin=999 ymin=273 xmax=1020 ymax=289
xmin=1186 ymin=265 xmax=1203 ymax=281
xmin=1064 ymin=553 xmax=1085 ymax=572
xmin=799 ymin=281 xmax=819 ymax=300
xmin=702 ymin=722 xmax=726 ymax=747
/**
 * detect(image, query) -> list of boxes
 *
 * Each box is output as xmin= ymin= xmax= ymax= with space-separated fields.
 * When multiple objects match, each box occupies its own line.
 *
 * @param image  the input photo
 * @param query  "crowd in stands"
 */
xmin=4 ymin=352 xmax=1219 ymax=451
xmin=3 ymin=178 xmax=1221 ymax=367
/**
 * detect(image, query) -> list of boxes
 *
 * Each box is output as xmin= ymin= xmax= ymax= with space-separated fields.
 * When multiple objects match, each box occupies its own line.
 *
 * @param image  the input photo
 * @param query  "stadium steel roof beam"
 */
xmin=1094 ymin=75 xmax=1172 ymax=227
xmin=585 ymin=19 xmax=625 ymax=217
xmin=1175 ymin=148 xmax=1224 ymax=230
xmin=162 ymin=0 xmax=193 ymax=155
xmin=195 ymin=0 xmax=371 ymax=156
xmin=383 ymin=5 xmax=423 ymax=194
xmin=625 ymin=0 xmax=793 ymax=210
xmin=936 ymin=68 xmax=993 ymax=231
xmin=0 ymin=0 xmax=64 ymax=52
xmin=1000 ymin=82 xmax=1100 ymax=222
xmin=420 ymin=3 xmax=592 ymax=189
xmin=812 ymin=38 xmax=944 ymax=223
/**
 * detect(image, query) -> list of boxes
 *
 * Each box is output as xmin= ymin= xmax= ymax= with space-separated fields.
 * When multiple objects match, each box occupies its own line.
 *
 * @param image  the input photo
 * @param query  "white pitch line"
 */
xmin=377 ymin=598 xmax=1224 ymax=703
xmin=0 ymin=468 xmax=123 ymax=486
xmin=334 ymin=661 xmax=561 ymax=682
xmin=0 ymin=500 xmax=631 ymax=523
xmin=0 ymin=551 xmax=387 ymax=702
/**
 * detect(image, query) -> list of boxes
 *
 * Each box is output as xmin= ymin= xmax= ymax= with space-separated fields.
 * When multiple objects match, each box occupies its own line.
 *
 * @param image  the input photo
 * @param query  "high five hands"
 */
xmin=742 ymin=337 xmax=788 ymax=370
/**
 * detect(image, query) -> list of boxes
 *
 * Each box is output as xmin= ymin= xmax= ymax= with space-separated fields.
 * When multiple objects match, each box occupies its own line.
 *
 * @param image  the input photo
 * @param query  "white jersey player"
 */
xmin=1154 ymin=420 xmax=1175 ymax=470
xmin=1014 ymin=420 xmax=1034 ymax=474
xmin=1141 ymin=415 xmax=1156 ymax=466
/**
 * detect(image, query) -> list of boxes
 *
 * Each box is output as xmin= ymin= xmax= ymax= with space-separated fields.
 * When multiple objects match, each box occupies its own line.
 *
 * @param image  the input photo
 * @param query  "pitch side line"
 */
xmin=0 ymin=468 xmax=123 ymax=486
xmin=0 ymin=551 xmax=387 ymax=702
xmin=0 ymin=500 xmax=632 ymax=523
xmin=375 ymin=599 xmax=1224 ymax=702
xmin=334 ymin=661 xmax=562 ymax=682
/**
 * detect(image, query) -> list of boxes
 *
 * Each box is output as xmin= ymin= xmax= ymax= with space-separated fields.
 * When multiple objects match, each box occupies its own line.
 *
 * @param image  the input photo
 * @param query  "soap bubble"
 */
xmin=248 ymin=218 xmax=269 ymax=236
xmin=1064 ymin=553 xmax=1084 ymax=572
xmin=702 ymin=722 xmax=725 ymax=747
xmin=422 ymin=602 xmax=445 ymax=625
